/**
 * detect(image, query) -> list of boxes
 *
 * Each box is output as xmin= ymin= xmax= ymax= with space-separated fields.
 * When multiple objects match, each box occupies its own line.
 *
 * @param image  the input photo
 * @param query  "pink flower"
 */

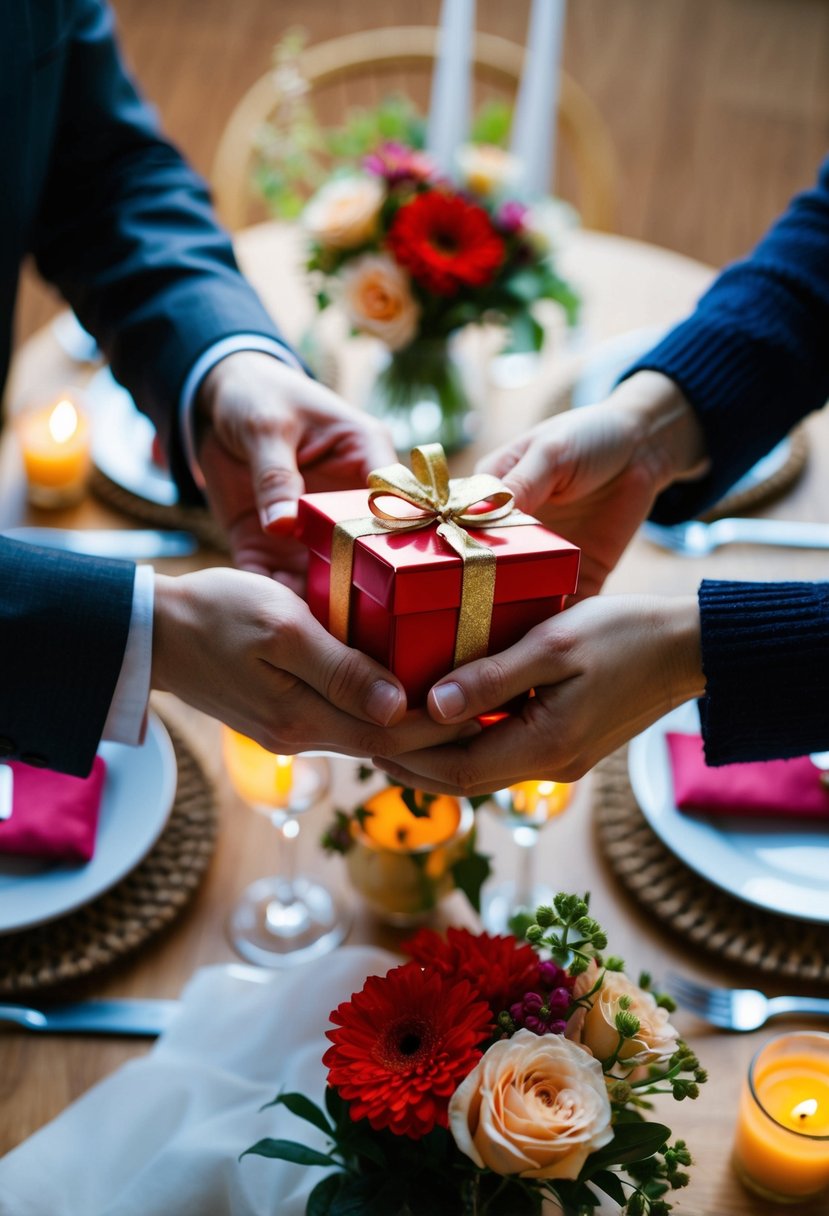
xmin=363 ymin=141 xmax=436 ymax=186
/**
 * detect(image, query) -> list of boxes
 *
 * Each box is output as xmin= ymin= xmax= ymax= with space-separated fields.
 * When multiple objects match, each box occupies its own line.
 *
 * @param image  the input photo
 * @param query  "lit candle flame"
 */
xmin=792 ymin=1098 xmax=819 ymax=1120
xmin=537 ymin=781 xmax=556 ymax=796
xmin=48 ymin=399 xmax=79 ymax=444
xmin=274 ymin=754 xmax=294 ymax=800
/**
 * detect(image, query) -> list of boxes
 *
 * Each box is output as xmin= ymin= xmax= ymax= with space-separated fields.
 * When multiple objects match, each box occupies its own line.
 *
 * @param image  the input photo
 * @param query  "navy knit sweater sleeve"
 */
xmin=623 ymin=158 xmax=829 ymax=763
xmin=625 ymin=155 xmax=829 ymax=525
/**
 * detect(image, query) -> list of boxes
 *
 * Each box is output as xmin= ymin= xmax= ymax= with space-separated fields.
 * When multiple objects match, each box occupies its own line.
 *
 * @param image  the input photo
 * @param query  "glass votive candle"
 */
xmin=17 ymin=393 xmax=92 ymax=508
xmin=345 ymin=786 xmax=474 ymax=926
xmin=732 ymin=1031 xmax=829 ymax=1204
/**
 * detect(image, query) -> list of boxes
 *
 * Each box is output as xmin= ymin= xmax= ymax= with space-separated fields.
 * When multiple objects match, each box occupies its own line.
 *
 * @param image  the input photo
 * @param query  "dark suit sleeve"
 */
xmin=622 ymin=156 xmax=829 ymax=523
xmin=28 ymin=0 xmax=292 ymax=499
xmin=0 ymin=538 xmax=135 ymax=776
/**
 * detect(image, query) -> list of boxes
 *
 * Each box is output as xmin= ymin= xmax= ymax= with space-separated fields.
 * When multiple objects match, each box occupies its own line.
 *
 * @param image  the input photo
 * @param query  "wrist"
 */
xmin=614 ymin=371 xmax=710 ymax=492
xmin=151 ymin=574 xmax=191 ymax=695
xmin=659 ymin=595 xmax=706 ymax=707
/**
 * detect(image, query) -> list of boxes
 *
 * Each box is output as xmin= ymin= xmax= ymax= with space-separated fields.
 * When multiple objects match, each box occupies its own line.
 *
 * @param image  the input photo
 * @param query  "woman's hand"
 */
xmin=477 ymin=371 xmax=709 ymax=599
xmin=373 ymin=595 xmax=706 ymax=795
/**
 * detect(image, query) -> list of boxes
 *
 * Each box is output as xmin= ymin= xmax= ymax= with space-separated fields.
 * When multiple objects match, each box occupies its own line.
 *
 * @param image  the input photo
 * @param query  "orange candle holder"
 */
xmin=345 ymin=785 xmax=474 ymax=926
xmin=733 ymin=1031 xmax=829 ymax=1204
xmin=17 ymin=394 xmax=92 ymax=508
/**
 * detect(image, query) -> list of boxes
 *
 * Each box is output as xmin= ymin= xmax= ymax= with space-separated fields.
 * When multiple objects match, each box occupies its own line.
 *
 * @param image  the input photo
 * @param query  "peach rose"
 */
xmin=567 ymin=962 xmax=679 ymax=1071
xmin=448 ymin=1029 xmax=613 ymax=1180
xmin=303 ymin=174 xmax=384 ymax=249
xmin=455 ymin=142 xmax=520 ymax=196
xmin=339 ymin=254 xmax=420 ymax=350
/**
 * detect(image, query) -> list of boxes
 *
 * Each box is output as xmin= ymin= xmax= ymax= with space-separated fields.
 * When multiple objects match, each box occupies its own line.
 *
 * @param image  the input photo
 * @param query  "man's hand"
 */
xmin=152 ymin=568 xmax=473 ymax=758
xmin=195 ymin=351 xmax=396 ymax=583
xmin=372 ymin=595 xmax=705 ymax=795
xmin=477 ymin=371 xmax=709 ymax=599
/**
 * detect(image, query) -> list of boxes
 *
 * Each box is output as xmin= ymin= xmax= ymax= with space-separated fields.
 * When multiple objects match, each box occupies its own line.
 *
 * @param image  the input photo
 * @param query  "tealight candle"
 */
xmin=345 ymin=786 xmax=473 ymax=925
xmin=733 ymin=1031 xmax=829 ymax=1203
xmin=17 ymin=394 xmax=92 ymax=508
xmin=221 ymin=730 xmax=323 ymax=813
xmin=500 ymin=779 xmax=572 ymax=827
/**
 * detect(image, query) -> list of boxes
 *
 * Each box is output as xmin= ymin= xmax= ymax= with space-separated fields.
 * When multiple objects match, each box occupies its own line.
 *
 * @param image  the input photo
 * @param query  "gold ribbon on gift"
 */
xmin=329 ymin=443 xmax=535 ymax=667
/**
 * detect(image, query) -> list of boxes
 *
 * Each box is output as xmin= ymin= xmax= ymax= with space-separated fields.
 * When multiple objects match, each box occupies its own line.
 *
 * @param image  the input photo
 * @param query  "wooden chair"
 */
xmin=211 ymin=26 xmax=617 ymax=232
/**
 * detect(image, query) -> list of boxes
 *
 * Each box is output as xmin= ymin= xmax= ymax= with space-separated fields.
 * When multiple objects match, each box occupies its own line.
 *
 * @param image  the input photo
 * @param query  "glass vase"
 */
xmin=366 ymin=335 xmax=476 ymax=454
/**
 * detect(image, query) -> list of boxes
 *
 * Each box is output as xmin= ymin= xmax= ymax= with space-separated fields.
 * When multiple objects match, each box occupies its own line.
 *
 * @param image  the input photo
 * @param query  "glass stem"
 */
xmin=513 ymin=825 xmax=537 ymax=911
xmin=271 ymin=812 xmax=300 ymax=904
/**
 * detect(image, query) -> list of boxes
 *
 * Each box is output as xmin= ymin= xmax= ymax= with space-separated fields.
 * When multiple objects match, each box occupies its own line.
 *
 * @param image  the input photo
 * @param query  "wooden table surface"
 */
xmin=2 ymin=226 xmax=828 ymax=1215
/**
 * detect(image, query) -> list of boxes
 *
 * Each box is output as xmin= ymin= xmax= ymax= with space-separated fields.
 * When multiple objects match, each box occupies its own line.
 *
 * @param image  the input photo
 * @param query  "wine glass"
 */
xmin=222 ymin=728 xmax=351 ymax=967
xmin=481 ymin=779 xmax=573 ymax=934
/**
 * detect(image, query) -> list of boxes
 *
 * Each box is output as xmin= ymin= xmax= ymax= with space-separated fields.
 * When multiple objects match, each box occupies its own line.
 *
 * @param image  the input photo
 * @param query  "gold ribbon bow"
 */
xmin=329 ymin=443 xmax=534 ymax=667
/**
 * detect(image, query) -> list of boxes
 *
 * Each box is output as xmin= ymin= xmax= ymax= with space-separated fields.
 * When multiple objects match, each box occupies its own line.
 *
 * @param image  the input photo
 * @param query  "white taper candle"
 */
xmin=426 ymin=0 xmax=476 ymax=177
xmin=510 ymin=0 xmax=567 ymax=198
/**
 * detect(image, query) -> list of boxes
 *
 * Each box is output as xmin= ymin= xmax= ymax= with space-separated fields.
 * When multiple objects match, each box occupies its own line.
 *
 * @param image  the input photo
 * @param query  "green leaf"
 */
xmin=503 ymin=268 xmax=545 ymax=304
xmin=590 ymin=1168 xmax=627 ymax=1205
xmin=450 ymin=848 xmax=492 ymax=914
xmin=469 ymin=99 xmax=513 ymax=147
xmin=240 ymin=1138 xmax=340 ymax=1168
xmin=400 ymin=787 xmax=436 ymax=818
xmin=506 ymin=310 xmax=546 ymax=354
xmin=307 ymin=1173 xmax=344 ymax=1216
xmin=580 ymin=1122 xmax=672 ymax=1178
xmin=270 ymin=1092 xmax=334 ymax=1137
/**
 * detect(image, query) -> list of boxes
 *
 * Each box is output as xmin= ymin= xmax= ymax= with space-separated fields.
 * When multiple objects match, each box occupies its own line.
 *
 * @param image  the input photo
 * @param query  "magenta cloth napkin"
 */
xmin=666 ymin=732 xmax=829 ymax=819
xmin=0 ymin=757 xmax=107 ymax=861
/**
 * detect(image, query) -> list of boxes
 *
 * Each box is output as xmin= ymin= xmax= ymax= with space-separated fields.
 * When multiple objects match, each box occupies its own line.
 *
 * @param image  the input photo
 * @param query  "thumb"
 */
xmin=242 ymin=428 xmax=306 ymax=535
xmin=282 ymin=608 xmax=408 ymax=726
xmin=427 ymin=630 xmax=558 ymax=723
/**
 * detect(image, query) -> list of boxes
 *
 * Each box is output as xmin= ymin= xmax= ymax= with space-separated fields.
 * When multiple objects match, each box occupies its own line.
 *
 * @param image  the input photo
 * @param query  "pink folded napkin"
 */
xmin=666 ymin=733 xmax=829 ymax=819
xmin=0 ymin=757 xmax=107 ymax=861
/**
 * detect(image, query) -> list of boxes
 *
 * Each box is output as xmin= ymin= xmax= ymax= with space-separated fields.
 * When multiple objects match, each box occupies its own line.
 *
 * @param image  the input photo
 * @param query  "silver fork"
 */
xmin=643 ymin=518 xmax=829 ymax=556
xmin=667 ymin=974 xmax=829 ymax=1031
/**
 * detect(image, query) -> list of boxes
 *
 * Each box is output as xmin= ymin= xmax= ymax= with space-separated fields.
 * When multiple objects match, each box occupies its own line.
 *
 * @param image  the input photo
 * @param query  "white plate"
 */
xmin=87 ymin=367 xmax=179 ymax=506
xmin=0 ymin=712 xmax=177 ymax=934
xmin=628 ymin=702 xmax=829 ymax=923
xmin=570 ymin=326 xmax=792 ymax=500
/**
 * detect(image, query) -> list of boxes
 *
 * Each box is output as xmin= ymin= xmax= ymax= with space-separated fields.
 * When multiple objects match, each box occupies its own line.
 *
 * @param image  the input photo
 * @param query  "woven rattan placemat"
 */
xmin=0 ymin=718 xmax=218 ymax=997
xmin=593 ymin=746 xmax=829 ymax=983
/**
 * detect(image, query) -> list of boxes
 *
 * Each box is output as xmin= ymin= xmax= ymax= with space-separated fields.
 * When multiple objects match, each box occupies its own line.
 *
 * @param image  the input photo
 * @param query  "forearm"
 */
xmin=622 ymin=157 xmax=829 ymax=522
xmin=609 ymin=371 xmax=710 ymax=492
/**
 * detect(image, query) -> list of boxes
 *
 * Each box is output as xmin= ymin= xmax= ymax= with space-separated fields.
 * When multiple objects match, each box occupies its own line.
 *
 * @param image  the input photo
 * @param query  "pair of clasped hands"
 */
xmin=159 ymin=352 xmax=707 ymax=795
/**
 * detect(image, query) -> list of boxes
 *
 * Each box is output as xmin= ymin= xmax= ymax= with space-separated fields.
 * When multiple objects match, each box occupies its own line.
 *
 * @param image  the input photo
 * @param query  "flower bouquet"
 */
xmin=243 ymin=895 xmax=705 ymax=1215
xmin=254 ymin=35 xmax=579 ymax=452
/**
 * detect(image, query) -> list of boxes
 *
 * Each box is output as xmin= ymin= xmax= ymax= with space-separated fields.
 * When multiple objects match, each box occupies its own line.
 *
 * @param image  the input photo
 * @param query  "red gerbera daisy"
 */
xmin=404 ymin=926 xmax=541 ymax=1018
xmin=322 ymin=961 xmax=492 ymax=1139
xmin=387 ymin=190 xmax=505 ymax=296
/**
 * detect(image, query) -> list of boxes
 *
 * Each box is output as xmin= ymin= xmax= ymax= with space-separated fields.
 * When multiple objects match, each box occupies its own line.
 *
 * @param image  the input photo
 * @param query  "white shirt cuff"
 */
xmin=102 ymin=564 xmax=154 ymax=746
xmin=179 ymin=334 xmax=303 ymax=491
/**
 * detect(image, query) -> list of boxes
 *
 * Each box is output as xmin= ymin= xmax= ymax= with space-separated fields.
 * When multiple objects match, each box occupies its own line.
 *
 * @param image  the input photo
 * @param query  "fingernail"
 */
xmin=262 ymin=502 xmax=297 ymax=533
xmin=431 ymin=681 xmax=467 ymax=721
xmin=366 ymin=681 xmax=405 ymax=726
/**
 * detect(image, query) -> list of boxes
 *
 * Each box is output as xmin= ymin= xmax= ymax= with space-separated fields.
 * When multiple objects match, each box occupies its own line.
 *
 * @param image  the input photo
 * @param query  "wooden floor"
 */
xmin=13 ymin=0 xmax=829 ymax=345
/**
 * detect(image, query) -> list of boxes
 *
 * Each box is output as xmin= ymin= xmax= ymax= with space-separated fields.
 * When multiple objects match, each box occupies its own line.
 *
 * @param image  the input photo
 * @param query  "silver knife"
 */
xmin=0 ymin=997 xmax=180 ymax=1037
xmin=1 ymin=528 xmax=197 ymax=559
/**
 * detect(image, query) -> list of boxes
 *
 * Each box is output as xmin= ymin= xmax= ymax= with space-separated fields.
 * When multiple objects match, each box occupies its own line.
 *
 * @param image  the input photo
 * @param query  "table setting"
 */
xmin=3 ymin=3 xmax=829 ymax=1214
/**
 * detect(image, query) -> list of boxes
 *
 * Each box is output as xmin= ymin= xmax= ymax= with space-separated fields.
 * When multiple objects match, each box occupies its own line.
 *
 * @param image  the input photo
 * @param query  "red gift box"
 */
xmin=296 ymin=484 xmax=580 ymax=707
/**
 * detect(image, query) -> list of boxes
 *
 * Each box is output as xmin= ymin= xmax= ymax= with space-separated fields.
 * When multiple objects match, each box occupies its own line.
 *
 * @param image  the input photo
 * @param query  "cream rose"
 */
xmin=455 ymin=142 xmax=520 ymax=196
xmin=339 ymin=254 xmax=420 ymax=350
xmin=303 ymin=174 xmax=384 ymax=249
xmin=448 ymin=1029 xmax=613 ymax=1180
xmin=568 ymin=963 xmax=679 ymax=1071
